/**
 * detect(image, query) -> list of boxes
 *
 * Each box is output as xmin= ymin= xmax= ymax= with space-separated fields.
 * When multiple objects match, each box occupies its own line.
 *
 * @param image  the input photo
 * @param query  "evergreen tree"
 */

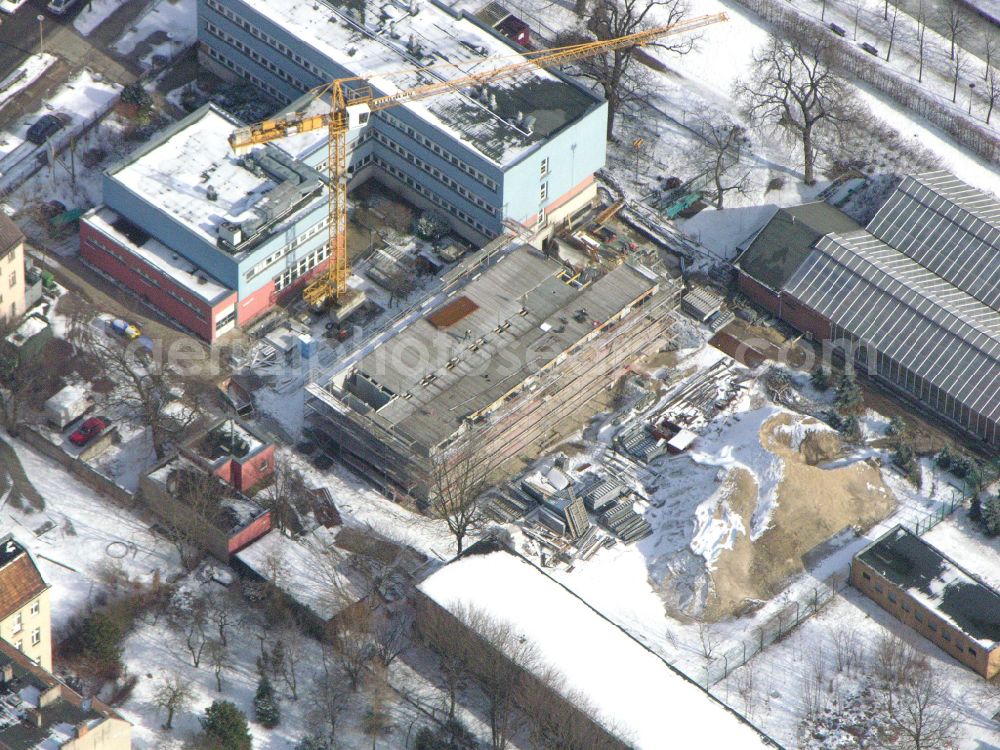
xmin=885 ymin=415 xmax=906 ymax=437
xmin=810 ymin=367 xmax=832 ymax=391
xmin=834 ymin=370 xmax=864 ymax=414
xmin=970 ymin=495 xmax=983 ymax=524
xmin=839 ymin=414 xmax=863 ymax=444
xmin=254 ymin=673 xmax=281 ymax=728
xmin=935 ymin=446 xmax=953 ymax=470
xmin=80 ymin=611 xmax=124 ymax=664
xmin=982 ymin=497 xmax=1000 ymax=537
xmin=201 ymin=701 xmax=252 ymax=750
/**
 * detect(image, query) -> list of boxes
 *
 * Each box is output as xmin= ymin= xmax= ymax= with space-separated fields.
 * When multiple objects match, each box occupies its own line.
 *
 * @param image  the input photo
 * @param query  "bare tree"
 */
xmin=697 ymin=621 xmax=717 ymax=659
xmin=0 ymin=320 xmax=63 ymax=435
xmin=985 ymin=33 xmax=996 ymax=80
xmin=428 ymin=435 xmax=495 ymax=555
xmin=885 ymin=4 xmax=899 ymax=62
xmin=735 ymin=659 xmax=757 ymax=720
xmin=878 ymin=661 xmax=960 ymax=750
xmin=555 ymin=0 xmax=691 ymax=139
xmin=693 ymin=117 xmax=750 ymax=209
xmin=848 ymin=0 xmax=864 ymax=40
xmin=307 ymin=649 xmax=351 ymax=745
xmin=914 ymin=2 xmax=928 ymax=83
xmin=206 ymin=639 xmax=227 ymax=692
xmin=162 ymin=467 xmax=227 ymax=570
xmin=152 ymin=672 xmax=193 ymax=730
xmin=937 ymin=4 xmax=969 ymax=60
xmin=263 ymin=455 xmax=312 ymax=534
xmin=331 ymin=605 xmax=374 ymax=691
xmin=735 ymin=33 xmax=859 ymax=184
xmin=373 ymin=609 xmax=412 ymax=667
xmin=830 ymin=624 xmax=865 ymax=675
xmin=951 ymin=47 xmax=969 ymax=103
xmin=987 ymin=68 xmax=1000 ymax=123
xmin=266 ymin=628 xmax=304 ymax=700
xmin=171 ymin=593 xmax=209 ymax=668
xmin=873 ymin=632 xmax=925 ymax=688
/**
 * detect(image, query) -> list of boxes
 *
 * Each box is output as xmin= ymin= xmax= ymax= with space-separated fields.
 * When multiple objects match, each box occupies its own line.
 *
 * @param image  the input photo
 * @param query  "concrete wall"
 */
xmin=851 ymin=556 xmax=999 ymax=679
xmin=0 ymin=588 xmax=51 ymax=672
xmin=0 ymin=238 xmax=25 ymax=323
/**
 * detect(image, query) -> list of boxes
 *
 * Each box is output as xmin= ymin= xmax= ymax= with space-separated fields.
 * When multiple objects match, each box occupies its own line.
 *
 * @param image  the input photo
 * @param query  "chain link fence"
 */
xmin=697 ymin=566 xmax=850 ymax=687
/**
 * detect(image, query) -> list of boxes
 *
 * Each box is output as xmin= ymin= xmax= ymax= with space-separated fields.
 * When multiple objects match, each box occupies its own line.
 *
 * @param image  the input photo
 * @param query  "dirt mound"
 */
xmin=697 ymin=414 xmax=895 ymax=621
xmin=800 ymin=429 xmax=843 ymax=465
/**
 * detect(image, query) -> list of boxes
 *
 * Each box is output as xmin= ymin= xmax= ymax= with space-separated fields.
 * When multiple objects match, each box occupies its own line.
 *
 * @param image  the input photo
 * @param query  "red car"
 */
xmin=69 ymin=417 xmax=108 ymax=447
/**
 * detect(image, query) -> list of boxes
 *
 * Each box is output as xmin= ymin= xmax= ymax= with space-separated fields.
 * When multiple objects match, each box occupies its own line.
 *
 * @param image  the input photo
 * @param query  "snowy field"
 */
xmin=73 ymin=0 xmax=130 ymax=35
xmin=0 ymin=54 xmax=57 ymax=112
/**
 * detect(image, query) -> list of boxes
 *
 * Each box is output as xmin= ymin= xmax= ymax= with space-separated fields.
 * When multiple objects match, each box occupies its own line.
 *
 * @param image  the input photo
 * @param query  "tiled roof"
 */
xmin=0 ymin=213 xmax=23 ymax=256
xmin=0 ymin=552 xmax=47 ymax=622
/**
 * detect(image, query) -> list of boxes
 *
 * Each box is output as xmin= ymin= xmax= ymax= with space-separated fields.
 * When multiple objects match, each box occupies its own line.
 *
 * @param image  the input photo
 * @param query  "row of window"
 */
xmin=86 ymin=236 xmax=209 ymax=322
xmin=246 ymin=216 xmax=330 ymax=281
xmin=374 ymin=156 xmax=491 ymax=236
xmin=834 ymin=325 xmax=998 ymax=443
xmin=274 ymin=243 xmax=330 ymax=292
xmin=861 ymin=569 xmax=979 ymax=659
xmin=203 ymin=45 xmax=292 ymax=104
xmin=380 ymin=112 xmax=499 ymax=192
xmin=203 ymin=1 xmax=502 ymax=197
xmin=373 ymin=130 xmax=497 ymax=217
xmin=205 ymin=0 xmax=326 ymax=80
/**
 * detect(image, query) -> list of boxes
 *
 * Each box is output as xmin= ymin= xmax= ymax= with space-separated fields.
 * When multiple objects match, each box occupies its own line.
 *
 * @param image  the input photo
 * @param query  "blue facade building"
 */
xmin=197 ymin=0 xmax=608 ymax=243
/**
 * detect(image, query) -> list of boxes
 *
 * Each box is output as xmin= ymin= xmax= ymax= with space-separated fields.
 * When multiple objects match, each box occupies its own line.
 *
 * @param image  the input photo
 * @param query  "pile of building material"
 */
xmin=483 ymin=484 xmax=536 ymax=523
xmin=599 ymin=497 xmax=651 ymax=542
xmin=615 ymin=423 xmax=668 ymax=463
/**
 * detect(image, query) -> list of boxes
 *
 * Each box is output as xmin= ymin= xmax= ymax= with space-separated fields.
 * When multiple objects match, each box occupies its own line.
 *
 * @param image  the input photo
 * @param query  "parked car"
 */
xmin=26 ymin=114 xmax=64 ymax=145
xmin=110 ymin=318 xmax=141 ymax=339
xmin=46 ymin=0 xmax=80 ymax=15
xmin=69 ymin=416 xmax=108 ymax=447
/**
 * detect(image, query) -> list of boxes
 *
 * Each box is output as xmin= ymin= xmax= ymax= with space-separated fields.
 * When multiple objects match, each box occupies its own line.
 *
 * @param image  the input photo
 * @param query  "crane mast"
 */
xmin=229 ymin=12 xmax=727 ymax=309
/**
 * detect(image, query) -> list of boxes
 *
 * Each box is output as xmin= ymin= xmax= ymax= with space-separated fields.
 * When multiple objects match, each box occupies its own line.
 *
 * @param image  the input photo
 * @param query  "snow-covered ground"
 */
xmin=114 ymin=0 xmax=197 ymax=68
xmin=713 ymin=589 xmax=1000 ymax=749
xmin=3 ymin=438 xmax=180 ymax=635
xmin=74 ymin=0 xmax=130 ymax=35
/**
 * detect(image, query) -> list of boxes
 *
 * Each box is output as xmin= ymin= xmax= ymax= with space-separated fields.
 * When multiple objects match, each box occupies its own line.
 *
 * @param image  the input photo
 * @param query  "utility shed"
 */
xmin=852 ymin=525 xmax=1000 ymax=678
xmin=416 ymin=544 xmax=780 ymax=749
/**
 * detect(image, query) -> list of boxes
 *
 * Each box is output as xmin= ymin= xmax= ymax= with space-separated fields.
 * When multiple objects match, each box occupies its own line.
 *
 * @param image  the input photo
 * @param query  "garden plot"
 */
xmin=2 ymin=438 xmax=181 ymax=634
xmin=711 ymin=589 xmax=1000 ymax=750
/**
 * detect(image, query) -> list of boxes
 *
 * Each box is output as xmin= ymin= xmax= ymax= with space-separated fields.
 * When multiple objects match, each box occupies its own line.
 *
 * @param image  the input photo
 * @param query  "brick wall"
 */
xmin=777 ymin=292 xmax=832 ymax=341
xmin=737 ymin=272 xmax=781 ymax=317
xmin=851 ymin=556 xmax=998 ymax=678
xmin=80 ymin=219 xmax=236 ymax=342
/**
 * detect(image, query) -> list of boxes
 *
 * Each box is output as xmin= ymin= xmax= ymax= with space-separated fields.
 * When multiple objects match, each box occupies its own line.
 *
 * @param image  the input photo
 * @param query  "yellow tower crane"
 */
xmin=228 ymin=12 xmax=727 ymax=311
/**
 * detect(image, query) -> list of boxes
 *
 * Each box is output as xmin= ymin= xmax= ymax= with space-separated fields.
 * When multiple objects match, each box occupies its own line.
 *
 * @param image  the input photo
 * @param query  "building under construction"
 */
xmin=306 ymin=244 xmax=679 ymax=500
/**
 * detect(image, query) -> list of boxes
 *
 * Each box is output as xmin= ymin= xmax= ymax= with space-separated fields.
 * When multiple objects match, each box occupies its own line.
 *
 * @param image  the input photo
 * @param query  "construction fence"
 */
xmin=698 ymin=565 xmax=850 ymax=687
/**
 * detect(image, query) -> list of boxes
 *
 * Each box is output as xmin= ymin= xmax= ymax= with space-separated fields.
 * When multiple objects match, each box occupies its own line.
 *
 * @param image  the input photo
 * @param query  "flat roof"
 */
xmin=737 ymin=202 xmax=860 ymax=291
xmin=235 ymin=528 xmax=367 ymax=622
xmin=418 ymin=545 xmax=776 ymax=749
xmin=858 ymin=525 xmax=1000 ymax=649
xmin=344 ymin=246 xmax=661 ymax=450
xmin=108 ymin=105 xmax=326 ymax=257
xmin=241 ymin=0 xmax=600 ymax=166
xmin=87 ymin=207 xmax=234 ymax=305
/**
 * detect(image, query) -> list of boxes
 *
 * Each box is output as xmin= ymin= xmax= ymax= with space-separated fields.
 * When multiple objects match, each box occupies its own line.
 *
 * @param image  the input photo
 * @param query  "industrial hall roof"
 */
xmin=867 ymin=171 xmax=1000 ymax=311
xmin=784 ymin=229 xmax=1000 ymax=422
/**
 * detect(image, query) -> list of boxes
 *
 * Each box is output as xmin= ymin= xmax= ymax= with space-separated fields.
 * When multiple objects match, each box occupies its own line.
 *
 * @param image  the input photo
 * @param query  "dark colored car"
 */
xmin=26 ymin=114 xmax=64 ymax=146
xmin=69 ymin=416 xmax=108 ymax=447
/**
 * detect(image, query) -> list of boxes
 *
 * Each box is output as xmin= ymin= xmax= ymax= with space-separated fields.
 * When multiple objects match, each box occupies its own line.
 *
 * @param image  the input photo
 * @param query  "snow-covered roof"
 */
xmin=86 ymin=207 xmax=234 ymax=305
xmin=235 ymin=528 xmax=368 ymax=622
xmin=107 ymin=105 xmax=325 ymax=256
xmin=858 ymin=525 xmax=1000 ymax=650
xmin=418 ymin=547 xmax=776 ymax=749
xmin=245 ymin=0 xmax=599 ymax=166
